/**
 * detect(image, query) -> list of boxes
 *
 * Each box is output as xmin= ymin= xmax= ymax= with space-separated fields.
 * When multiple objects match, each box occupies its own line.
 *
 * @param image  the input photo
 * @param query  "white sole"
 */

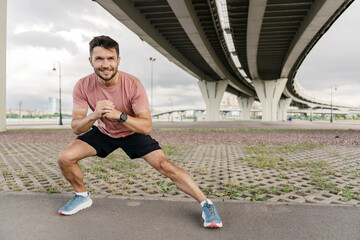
xmin=59 ymin=198 xmax=93 ymax=215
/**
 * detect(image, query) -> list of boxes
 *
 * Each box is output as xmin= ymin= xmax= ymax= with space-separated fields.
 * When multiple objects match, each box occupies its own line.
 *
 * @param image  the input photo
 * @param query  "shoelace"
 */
xmin=68 ymin=194 xmax=82 ymax=204
xmin=205 ymin=203 xmax=216 ymax=216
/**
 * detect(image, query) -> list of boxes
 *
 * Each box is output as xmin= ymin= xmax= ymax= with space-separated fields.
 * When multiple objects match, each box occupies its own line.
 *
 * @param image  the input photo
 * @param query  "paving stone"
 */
xmin=0 ymin=142 xmax=360 ymax=205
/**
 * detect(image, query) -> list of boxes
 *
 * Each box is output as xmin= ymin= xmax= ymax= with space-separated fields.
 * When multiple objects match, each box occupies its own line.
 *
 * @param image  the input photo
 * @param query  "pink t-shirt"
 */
xmin=73 ymin=71 xmax=150 ymax=138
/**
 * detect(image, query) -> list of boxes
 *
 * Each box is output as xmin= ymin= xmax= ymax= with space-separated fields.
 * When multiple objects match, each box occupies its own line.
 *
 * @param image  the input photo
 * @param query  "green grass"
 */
xmin=245 ymin=142 xmax=323 ymax=156
xmin=242 ymin=143 xmax=329 ymax=172
xmin=339 ymin=187 xmax=360 ymax=201
xmin=6 ymin=181 xmax=21 ymax=191
xmin=153 ymin=181 xmax=175 ymax=194
xmin=47 ymin=186 xmax=60 ymax=194
xmin=2 ymin=169 xmax=12 ymax=177
xmin=244 ymin=155 xmax=293 ymax=170
xmin=162 ymin=145 xmax=181 ymax=156
xmin=111 ymin=159 xmax=140 ymax=171
xmin=211 ymin=182 xmax=304 ymax=202
xmin=239 ymin=142 xmax=344 ymax=199
xmin=202 ymin=188 xmax=215 ymax=196
xmin=154 ymin=128 xmax=359 ymax=132
xmin=223 ymin=185 xmax=242 ymax=199
xmin=279 ymin=183 xmax=299 ymax=193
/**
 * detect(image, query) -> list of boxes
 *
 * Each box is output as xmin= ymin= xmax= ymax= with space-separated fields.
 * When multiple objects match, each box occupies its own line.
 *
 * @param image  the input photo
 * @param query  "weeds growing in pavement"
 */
xmin=248 ymin=185 xmax=269 ymax=201
xmin=193 ymin=166 xmax=208 ymax=175
xmin=244 ymin=142 xmax=323 ymax=156
xmin=338 ymin=187 xmax=360 ymax=201
xmin=279 ymin=183 xmax=299 ymax=193
xmin=278 ymin=173 xmax=290 ymax=179
xmin=47 ymin=186 xmax=60 ymax=194
xmin=224 ymin=185 xmax=242 ymax=199
xmin=162 ymin=145 xmax=181 ymax=156
xmin=242 ymin=143 xmax=326 ymax=171
xmin=154 ymin=181 xmax=175 ymax=194
xmin=202 ymin=188 xmax=215 ymax=196
xmin=238 ymin=142 xmax=348 ymax=200
xmin=2 ymin=169 xmax=11 ymax=177
xmin=111 ymin=159 xmax=140 ymax=171
xmin=6 ymin=181 xmax=21 ymax=191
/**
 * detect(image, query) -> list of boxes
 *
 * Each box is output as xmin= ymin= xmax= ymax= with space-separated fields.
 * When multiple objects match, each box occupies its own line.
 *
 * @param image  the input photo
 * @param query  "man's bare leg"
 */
xmin=142 ymin=149 xmax=222 ymax=228
xmin=57 ymin=139 xmax=96 ymax=215
xmin=58 ymin=139 xmax=96 ymax=192
xmin=142 ymin=149 xmax=207 ymax=203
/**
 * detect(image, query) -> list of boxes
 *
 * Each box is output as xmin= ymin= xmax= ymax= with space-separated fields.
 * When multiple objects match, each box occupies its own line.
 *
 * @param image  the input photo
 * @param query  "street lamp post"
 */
xmin=149 ymin=57 xmax=156 ymax=114
xmin=330 ymin=85 xmax=337 ymax=123
xmin=169 ymin=98 xmax=173 ymax=122
xmin=53 ymin=61 xmax=63 ymax=125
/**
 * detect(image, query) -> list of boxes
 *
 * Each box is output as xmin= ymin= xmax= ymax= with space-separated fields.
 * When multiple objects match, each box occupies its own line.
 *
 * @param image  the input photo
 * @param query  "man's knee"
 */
xmin=58 ymin=149 xmax=76 ymax=167
xmin=159 ymin=158 xmax=179 ymax=177
xmin=58 ymin=140 xmax=95 ymax=167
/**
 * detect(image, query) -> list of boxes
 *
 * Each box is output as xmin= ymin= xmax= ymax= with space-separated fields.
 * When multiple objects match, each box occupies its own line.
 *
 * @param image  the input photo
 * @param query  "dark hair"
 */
xmin=89 ymin=35 xmax=119 ymax=57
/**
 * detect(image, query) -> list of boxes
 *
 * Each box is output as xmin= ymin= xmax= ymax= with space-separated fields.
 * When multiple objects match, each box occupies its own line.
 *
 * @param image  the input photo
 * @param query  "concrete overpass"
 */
xmin=151 ymin=107 xmax=360 ymax=121
xmin=0 ymin=0 xmax=356 ymax=131
xmin=93 ymin=0 xmax=355 ymax=121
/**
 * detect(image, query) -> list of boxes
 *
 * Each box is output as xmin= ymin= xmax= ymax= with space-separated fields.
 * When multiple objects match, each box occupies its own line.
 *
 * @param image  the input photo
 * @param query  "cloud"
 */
xmin=5 ymin=0 xmax=360 ymax=113
xmin=296 ymin=0 xmax=360 ymax=95
xmin=303 ymin=83 xmax=360 ymax=107
xmin=9 ymin=31 xmax=79 ymax=55
xmin=151 ymin=84 xmax=203 ymax=108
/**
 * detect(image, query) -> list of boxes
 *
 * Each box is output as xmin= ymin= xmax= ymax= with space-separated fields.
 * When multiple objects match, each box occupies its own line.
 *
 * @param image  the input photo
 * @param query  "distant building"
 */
xmin=6 ymin=109 xmax=42 ymax=116
xmin=220 ymin=93 xmax=239 ymax=109
xmin=48 ymin=97 xmax=59 ymax=114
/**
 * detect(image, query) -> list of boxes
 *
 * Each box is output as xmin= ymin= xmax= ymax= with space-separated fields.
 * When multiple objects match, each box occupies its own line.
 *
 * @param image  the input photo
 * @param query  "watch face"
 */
xmin=120 ymin=113 xmax=127 ymax=122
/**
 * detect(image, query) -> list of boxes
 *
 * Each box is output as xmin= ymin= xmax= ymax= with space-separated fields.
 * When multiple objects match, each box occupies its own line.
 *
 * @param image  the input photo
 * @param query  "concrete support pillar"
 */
xmin=198 ymin=80 xmax=228 ymax=121
xmin=237 ymin=96 xmax=254 ymax=120
xmin=307 ymin=104 xmax=315 ymax=122
xmin=195 ymin=111 xmax=204 ymax=121
xmin=0 ymin=0 xmax=7 ymax=132
xmin=253 ymin=78 xmax=288 ymax=121
xmin=278 ymin=98 xmax=292 ymax=121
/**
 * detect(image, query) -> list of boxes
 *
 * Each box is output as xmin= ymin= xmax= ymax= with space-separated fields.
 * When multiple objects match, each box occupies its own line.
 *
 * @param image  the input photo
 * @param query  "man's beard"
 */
xmin=94 ymin=67 xmax=117 ymax=81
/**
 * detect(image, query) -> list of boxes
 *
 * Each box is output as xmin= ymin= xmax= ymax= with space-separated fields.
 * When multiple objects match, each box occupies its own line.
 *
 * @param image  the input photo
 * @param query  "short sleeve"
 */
xmin=73 ymin=80 xmax=89 ymax=109
xmin=131 ymin=79 xmax=150 ymax=113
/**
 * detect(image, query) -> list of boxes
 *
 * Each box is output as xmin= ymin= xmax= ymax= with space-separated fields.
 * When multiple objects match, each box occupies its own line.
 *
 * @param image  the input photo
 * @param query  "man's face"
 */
xmin=89 ymin=46 xmax=120 ymax=81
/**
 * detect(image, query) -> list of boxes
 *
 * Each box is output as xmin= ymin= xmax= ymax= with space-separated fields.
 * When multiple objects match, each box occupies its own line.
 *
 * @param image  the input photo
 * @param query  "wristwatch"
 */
xmin=117 ymin=112 xmax=128 ymax=123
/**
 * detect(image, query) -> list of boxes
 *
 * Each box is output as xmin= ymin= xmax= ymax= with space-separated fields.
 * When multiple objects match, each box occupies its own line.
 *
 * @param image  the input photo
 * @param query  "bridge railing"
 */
xmin=293 ymin=79 xmax=359 ymax=109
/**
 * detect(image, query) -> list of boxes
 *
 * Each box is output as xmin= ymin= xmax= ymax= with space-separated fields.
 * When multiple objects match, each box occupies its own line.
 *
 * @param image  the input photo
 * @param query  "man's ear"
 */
xmin=89 ymin=57 xmax=93 ymax=66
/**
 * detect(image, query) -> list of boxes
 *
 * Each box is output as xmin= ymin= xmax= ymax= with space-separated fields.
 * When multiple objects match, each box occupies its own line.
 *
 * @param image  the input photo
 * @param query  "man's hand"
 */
xmin=103 ymin=108 xmax=122 ymax=121
xmin=93 ymin=100 xmax=116 ymax=120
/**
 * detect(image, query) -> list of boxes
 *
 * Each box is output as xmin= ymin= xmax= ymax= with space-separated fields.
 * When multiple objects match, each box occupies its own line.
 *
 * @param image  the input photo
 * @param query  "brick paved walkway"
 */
xmin=1 ymin=141 xmax=359 ymax=205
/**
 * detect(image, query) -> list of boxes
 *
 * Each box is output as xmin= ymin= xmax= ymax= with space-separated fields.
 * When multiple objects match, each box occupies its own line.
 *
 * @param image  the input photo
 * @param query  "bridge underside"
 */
xmin=92 ymin=0 xmax=353 ymax=121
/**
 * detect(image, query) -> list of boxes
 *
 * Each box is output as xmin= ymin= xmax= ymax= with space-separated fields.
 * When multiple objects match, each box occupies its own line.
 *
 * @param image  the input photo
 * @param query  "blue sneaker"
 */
xmin=202 ymin=201 xmax=222 ymax=228
xmin=58 ymin=193 xmax=93 ymax=215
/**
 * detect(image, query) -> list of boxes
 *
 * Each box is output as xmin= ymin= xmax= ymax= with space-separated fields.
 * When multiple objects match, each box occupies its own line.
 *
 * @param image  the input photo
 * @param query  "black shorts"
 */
xmin=77 ymin=126 xmax=161 ymax=159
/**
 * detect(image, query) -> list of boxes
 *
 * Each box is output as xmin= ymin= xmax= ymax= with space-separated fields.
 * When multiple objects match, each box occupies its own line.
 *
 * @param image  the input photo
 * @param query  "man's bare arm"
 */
xmin=103 ymin=107 xmax=152 ymax=135
xmin=122 ymin=109 xmax=152 ymax=135
xmin=71 ymin=100 xmax=115 ymax=135
xmin=71 ymin=109 xmax=96 ymax=135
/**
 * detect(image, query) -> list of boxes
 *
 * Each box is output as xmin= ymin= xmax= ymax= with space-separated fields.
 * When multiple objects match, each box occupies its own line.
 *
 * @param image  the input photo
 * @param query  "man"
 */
xmin=57 ymin=35 xmax=222 ymax=228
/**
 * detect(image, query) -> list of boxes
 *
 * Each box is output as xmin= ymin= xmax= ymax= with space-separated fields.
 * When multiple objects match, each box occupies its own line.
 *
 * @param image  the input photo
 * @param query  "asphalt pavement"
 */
xmin=0 ymin=192 xmax=359 ymax=240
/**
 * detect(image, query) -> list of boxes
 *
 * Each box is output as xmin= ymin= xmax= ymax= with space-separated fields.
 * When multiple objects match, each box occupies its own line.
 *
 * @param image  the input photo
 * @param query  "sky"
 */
xmin=5 ymin=0 xmax=360 ymax=112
